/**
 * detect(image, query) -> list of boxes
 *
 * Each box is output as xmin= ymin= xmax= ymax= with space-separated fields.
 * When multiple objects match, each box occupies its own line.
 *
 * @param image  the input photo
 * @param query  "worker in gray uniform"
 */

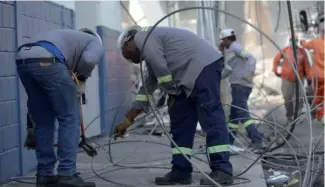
xmin=219 ymin=28 xmax=266 ymax=149
xmin=114 ymin=26 xmax=233 ymax=185
xmin=15 ymin=29 xmax=104 ymax=187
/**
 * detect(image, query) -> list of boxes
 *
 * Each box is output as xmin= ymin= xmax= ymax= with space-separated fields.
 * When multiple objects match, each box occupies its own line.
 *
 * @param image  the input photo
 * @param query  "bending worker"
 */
xmin=273 ymin=36 xmax=311 ymax=123
xmin=15 ymin=29 xmax=104 ymax=187
xmin=300 ymin=31 xmax=324 ymax=126
xmin=219 ymin=28 xmax=266 ymax=149
xmin=115 ymin=26 xmax=233 ymax=185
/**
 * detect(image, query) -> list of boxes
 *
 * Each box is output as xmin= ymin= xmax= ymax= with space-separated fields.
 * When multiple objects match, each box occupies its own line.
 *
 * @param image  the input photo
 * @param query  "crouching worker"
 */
xmin=219 ymin=29 xmax=266 ymax=150
xmin=114 ymin=26 xmax=233 ymax=185
xmin=15 ymin=28 xmax=104 ymax=187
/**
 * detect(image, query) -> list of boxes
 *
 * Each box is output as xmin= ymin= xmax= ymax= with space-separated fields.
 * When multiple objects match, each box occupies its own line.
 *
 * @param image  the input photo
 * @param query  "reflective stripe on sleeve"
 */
xmin=241 ymin=49 xmax=248 ymax=57
xmin=135 ymin=94 xmax=152 ymax=101
xmin=227 ymin=52 xmax=235 ymax=60
xmin=208 ymin=145 xmax=230 ymax=154
xmin=158 ymin=75 xmax=172 ymax=83
xmin=172 ymin=147 xmax=192 ymax=155
xmin=141 ymin=26 xmax=150 ymax=31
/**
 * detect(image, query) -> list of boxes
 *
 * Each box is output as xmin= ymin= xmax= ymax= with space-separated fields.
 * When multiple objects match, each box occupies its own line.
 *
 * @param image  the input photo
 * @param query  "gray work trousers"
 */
xmin=281 ymin=79 xmax=303 ymax=119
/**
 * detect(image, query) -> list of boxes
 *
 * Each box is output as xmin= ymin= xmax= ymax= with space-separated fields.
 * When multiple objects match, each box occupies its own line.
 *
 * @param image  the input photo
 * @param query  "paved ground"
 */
xmin=2 ymin=105 xmax=323 ymax=187
xmin=3 ymin=134 xmax=267 ymax=187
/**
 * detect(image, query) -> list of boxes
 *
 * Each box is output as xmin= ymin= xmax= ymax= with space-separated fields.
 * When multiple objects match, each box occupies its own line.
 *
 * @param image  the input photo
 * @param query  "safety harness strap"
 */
xmin=208 ymin=145 xmax=230 ymax=154
xmin=172 ymin=147 xmax=192 ymax=155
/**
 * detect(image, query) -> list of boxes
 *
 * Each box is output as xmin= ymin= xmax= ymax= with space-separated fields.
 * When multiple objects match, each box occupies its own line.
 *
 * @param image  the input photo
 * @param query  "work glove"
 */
xmin=243 ymin=72 xmax=255 ymax=83
xmin=114 ymin=118 xmax=132 ymax=140
xmin=77 ymin=81 xmax=86 ymax=97
xmin=167 ymin=95 xmax=175 ymax=111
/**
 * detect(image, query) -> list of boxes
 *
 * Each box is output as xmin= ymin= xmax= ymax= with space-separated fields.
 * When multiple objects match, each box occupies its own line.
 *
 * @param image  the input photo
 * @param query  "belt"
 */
xmin=15 ymin=57 xmax=61 ymax=65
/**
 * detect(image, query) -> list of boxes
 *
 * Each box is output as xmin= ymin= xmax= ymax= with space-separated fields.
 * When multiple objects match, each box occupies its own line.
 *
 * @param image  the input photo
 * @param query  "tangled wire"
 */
xmin=11 ymin=5 xmax=324 ymax=187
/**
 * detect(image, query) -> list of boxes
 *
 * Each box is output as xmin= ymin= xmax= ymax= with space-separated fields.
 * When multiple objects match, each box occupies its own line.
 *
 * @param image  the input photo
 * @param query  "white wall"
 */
xmin=75 ymin=1 xmax=122 ymax=137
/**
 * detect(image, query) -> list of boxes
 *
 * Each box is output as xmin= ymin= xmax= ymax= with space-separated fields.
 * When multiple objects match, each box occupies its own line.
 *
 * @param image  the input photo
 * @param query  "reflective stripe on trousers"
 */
xmin=169 ymin=59 xmax=233 ymax=176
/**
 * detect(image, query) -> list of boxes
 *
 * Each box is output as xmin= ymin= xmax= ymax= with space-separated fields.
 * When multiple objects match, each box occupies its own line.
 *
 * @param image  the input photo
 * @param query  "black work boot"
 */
xmin=250 ymin=141 xmax=266 ymax=150
xmin=200 ymin=170 xmax=233 ymax=185
xmin=57 ymin=173 xmax=95 ymax=187
xmin=155 ymin=171 xmax=192 ymax=185
xmin=36 ymin=175 xmax=57 ymax=187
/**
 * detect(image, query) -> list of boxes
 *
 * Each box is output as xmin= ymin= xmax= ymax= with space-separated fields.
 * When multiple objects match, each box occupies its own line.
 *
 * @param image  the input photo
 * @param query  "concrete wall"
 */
xmin=0 ymin=1 xmax=20 ymax=184
xmin=0 ymin=1 xmax=75 ymax=184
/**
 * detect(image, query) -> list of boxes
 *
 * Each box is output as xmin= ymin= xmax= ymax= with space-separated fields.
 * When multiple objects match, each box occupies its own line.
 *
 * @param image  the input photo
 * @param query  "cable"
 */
xmin=274 ymin=1 xmax=282 ymax=32
xmin=310 ymin=155 xmax=324 ymax=187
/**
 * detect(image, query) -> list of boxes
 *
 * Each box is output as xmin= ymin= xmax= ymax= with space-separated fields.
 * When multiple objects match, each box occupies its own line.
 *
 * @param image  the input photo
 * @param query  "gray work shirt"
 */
xmin=131 ymin=26 xmax=223 ymax=111
xmin=18 ymin=29 xmax=104 ymax=78
xmin=224 ymin=41 xmax=256 ymax=88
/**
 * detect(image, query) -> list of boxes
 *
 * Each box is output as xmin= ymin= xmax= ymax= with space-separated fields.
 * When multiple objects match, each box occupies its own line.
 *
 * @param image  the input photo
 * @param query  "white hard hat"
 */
xmin=116 ymin=25 xmax=142 ymax=62
xmin=117 ymin=25 xmax=142 ymax=50
xmin=79 ymin=28 xmax=102 ymax=45
xmin=219 ymin=28 xmax=235 ymax=39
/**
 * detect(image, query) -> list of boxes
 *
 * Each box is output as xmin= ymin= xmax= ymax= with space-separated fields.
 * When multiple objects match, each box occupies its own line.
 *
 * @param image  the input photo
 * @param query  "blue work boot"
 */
xmin=36 ymin=175 xmax=57 ymax=187
xmin=155 ymin=170 xmax=192 ymax=185
xmin=200 ymin=170 xmax=234 ymax=185
xmin=246 ymin=125 xmax=266 ymax=150
xmin=57 ymin=173 xmax=95 ymax=187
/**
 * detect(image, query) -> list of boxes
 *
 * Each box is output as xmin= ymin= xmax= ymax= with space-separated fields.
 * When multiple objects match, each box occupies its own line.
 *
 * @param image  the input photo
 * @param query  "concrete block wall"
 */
xmin=0 ymin=1 xmax=20 ymax=184
xmin=0 ymin=1 xmax=75 ymax=184
xmin=97 ymin=26 xmax=133 ymax=136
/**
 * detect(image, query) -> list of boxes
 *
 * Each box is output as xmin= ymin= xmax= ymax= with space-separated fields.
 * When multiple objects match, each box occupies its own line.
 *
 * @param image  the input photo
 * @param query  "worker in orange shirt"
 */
xmin=273 ymin=36 xmax=312 ymax=123
xmin=300 ymin=31 xmax=324 ymax=125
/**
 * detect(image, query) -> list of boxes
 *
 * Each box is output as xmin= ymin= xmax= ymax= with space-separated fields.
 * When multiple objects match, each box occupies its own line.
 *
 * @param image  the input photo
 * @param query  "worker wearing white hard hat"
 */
xmin=115 ymin=25 xmax=234 ymax=185
xmin=219 ymin=28 xmax=266 ymax=150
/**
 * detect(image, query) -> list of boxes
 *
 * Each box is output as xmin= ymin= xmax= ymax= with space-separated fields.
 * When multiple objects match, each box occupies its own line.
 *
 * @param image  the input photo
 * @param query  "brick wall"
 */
xmin=97 ymin=26 xmax=133 ymax=136
xmin=0 ymin=1 xmax=75 ymax=184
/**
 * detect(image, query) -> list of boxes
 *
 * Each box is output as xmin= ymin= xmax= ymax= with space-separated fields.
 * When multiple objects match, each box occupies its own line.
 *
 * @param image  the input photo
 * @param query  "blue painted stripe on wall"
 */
xmin=96 ymin=26 xmax=108 ymax=137
xmin=96 ymin=26 xmax=133 ymax=137
xmin=13 ymin=0 xmax=23 ymax=177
